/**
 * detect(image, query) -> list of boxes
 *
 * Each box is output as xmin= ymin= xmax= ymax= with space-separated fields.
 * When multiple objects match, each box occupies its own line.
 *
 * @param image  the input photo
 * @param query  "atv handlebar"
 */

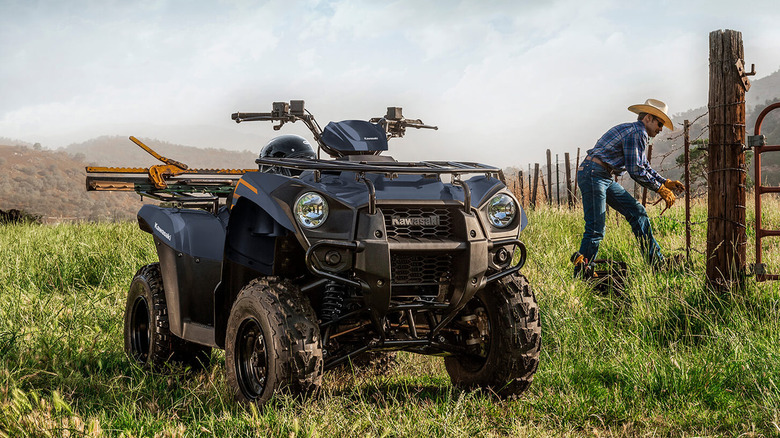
xmin=232 ymin=101 xmax=438 ymax=157
xmin=232 ymin=100 xmax=309 ymax=124
xmin=369 ymin=107 xmax=437 ymax=139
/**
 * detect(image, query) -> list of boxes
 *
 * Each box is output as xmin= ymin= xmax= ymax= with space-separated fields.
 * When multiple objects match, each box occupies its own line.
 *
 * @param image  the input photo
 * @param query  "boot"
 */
xmin=571 ymin=252 xmax=589 ymax=278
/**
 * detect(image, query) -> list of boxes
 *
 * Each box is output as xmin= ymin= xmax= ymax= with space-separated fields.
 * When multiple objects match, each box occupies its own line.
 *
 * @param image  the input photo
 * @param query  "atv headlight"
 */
xmin=487 ymin=193 xmax=516 ymax=228
xmin=294 ymin=192 xmax=329 ymax=229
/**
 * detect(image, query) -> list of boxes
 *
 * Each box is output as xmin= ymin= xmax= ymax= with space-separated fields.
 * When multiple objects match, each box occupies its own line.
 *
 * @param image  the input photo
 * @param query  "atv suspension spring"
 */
xmin=321 ymin=281 xmax=346 ymax=322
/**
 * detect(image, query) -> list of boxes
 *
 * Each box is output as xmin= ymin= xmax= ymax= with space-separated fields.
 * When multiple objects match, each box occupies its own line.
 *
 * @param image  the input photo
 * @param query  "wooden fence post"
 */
xmin=564 ymin=153 xmax=573 ymax=207
xmin=546 ymin=149 xmax=553 ymax=206
xmin=518 ymin=171 xmax=524 ymax=208
xmin=532 ymin=163 xmax=540 ymax=208
xmin=573 ymin=147 xmax=580 ymax=202
xmin=555 ymin=154 xmax=561 ymax=207
xmin=684 ymin=119 xmax=691 ymax=263
xmin=641 ymin=144 xmax=653 ymax=206
xmin=706 ymin=29 xmax=748 ymax=289
xmin=633 ymin=177 xmax=641 ymax=199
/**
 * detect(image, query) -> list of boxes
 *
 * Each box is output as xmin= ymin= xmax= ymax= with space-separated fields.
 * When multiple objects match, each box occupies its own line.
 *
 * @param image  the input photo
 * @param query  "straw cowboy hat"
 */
xmin=628 ymin=99 xmax=674 ymax=131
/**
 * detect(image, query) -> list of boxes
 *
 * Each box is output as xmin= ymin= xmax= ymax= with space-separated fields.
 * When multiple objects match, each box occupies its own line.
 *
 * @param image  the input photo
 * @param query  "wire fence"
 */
xmin=506 ymin=111 xmax=711 ymax=210
xmin=506 ymin=112 xmax=713 ymax=263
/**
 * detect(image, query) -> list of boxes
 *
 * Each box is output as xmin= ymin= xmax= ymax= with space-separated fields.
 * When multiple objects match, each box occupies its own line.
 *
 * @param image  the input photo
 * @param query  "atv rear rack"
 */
xmin=85 ymin=137 xmax=254 ymax=211
xmin=86 ymin=167 xmax=252 ymax=211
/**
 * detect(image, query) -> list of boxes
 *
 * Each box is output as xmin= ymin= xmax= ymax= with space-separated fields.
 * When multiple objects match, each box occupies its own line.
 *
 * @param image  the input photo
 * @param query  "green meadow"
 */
xmin=2 ymin=198 xmax=780 ymax=437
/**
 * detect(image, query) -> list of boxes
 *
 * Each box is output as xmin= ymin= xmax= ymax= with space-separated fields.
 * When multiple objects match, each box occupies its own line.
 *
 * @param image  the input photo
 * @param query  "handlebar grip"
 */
xmin=231 ymin=112 xmax=270 ymax=120
xmin=407 ymin=123 xmax=438 ymax=130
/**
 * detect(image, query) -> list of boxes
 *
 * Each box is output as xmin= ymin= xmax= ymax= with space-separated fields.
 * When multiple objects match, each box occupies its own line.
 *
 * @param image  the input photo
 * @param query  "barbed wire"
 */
xmin=506 ymin=110 xmax=721 ymax=258
xmin=508 ymin=107 xmax=780 ymax=267
xmin=508 ymin=110 xmax=717 ymax=207
xmin=654 ymin=111 xmax=709 ymax=176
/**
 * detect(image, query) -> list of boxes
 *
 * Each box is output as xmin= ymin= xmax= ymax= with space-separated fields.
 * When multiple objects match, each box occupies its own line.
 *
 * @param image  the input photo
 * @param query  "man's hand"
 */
xmin=657 ymin=185 xmax=675 ymax=209
xmin=663 ymin=180 xmax=685 ymax=194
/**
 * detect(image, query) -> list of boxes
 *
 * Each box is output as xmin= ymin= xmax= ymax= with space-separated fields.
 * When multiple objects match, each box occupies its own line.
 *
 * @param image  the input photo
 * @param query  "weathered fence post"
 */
xmin=555 ymin=154 xmax=561 ymax=207
xmin=564 ymin=153 xmax=573 ymax=207
xmin=641 ymin=144 xmax=653 ymax=206
xmin=531 ymin=163 xmax=540 ymax=208
xmin=706 ymin=29 xmax=748 ymax=289
xmin=546 ymin=149 xmax=553 ymax=206
xmin=518 ymin=170 xmax=524 ymax=207
xmin=573 ymin=147 xmax=580 ymax=202
xmin=684 ymin=119 xmax=692 ymax=263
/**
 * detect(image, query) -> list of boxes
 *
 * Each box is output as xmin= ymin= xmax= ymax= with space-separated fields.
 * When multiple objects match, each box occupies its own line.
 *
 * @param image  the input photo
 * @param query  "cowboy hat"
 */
xmin=628 ymin=98 xmax=674 ymax=131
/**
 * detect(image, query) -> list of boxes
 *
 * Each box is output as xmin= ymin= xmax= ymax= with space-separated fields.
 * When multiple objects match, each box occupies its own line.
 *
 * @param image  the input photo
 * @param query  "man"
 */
xmin=573 ymin=98 xmax=684 ymax=275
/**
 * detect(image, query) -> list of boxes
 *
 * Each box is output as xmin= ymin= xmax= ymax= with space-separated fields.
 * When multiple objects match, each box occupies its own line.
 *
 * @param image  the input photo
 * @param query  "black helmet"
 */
xmin=260 ymin=134 xmax=316 ymax=159
xmin=259 ymin=134 xmax=316 ymax=176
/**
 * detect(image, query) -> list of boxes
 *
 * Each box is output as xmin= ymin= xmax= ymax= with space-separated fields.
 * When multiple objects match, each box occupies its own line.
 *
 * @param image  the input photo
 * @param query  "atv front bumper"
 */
xmin=303 ymin=206 xmax=526 ymax=325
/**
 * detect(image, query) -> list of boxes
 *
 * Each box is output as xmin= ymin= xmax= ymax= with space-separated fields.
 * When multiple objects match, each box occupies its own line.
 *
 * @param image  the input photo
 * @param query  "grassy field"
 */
xmin=2 ymin=198 xmax=780 ymax=437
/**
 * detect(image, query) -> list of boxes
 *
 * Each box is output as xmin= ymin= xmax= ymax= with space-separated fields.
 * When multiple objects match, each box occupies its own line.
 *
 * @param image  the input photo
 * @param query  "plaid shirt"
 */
xmin=586 ymin=121 xmax=666 ymax=191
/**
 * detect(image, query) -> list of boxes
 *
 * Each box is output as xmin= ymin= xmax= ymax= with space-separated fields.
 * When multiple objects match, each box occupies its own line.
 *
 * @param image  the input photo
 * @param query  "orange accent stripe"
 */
xmin=237 ymin=179 xmax=258 ymax=194
xmin=230 ymin=193 xmax=242 ymax=210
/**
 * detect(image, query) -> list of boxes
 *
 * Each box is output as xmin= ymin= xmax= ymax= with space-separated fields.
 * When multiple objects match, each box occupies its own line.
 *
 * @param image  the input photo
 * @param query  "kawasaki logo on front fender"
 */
xmin=391 ymin=215 xmax=440 ymax=227
xmin=154 ymin=222 xmax=172 ymax=241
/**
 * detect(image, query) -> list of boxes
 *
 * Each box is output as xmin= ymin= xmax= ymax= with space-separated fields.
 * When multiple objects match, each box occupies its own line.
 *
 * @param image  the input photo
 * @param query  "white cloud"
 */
xmin=1 ymin=0 xmax=779 ymax=167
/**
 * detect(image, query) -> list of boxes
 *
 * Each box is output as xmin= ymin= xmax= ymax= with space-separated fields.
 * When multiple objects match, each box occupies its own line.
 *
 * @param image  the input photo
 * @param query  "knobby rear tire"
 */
xmin=124 ymin=263 xmax=212 ymax=370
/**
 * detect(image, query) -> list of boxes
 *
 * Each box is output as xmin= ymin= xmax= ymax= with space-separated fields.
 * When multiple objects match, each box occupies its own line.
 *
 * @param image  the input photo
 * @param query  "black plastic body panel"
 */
xmin=321 ymin=120 xmax=389 ymax=154
xmin=155 ymin=238 xmax=220 ymax=345
xmin=137 ymin=205 xmax=225 ymax=346
xmin=224 ymin=199 xmax=284 ymax=274
xmin=137 ymin=204 xmax=227 ymax=260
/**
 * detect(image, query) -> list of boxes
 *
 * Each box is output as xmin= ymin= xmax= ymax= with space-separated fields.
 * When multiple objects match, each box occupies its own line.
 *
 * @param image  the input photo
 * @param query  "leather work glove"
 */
xmin=657 ymin=185 xmax=676 ymax=209
xmin=663 ymin=179 xmax=685 ymax=195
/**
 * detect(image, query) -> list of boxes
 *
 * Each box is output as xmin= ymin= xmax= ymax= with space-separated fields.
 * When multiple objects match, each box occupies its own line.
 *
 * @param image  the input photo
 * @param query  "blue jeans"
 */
xmin=577 ymin=159 xmax=664 ymax=265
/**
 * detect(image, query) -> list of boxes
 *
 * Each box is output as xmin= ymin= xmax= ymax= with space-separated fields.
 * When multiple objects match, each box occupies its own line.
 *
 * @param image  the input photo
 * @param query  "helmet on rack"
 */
xmin=260 ymin=134 xmax=316 ymax=160
xmin=259 ymin=134 xmax=316 ymax=176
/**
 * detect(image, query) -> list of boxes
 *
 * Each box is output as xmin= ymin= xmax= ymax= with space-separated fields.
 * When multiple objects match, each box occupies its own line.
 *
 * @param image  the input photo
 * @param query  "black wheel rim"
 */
xmin=129 ymin=294 xmax=151 ymax=362
xmin=235 ymin=318 xmax=268 ymax=400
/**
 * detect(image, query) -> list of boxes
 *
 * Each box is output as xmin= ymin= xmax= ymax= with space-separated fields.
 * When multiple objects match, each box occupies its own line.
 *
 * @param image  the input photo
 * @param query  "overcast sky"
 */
xmin=1 ymin=0 xmax=779 ymax=166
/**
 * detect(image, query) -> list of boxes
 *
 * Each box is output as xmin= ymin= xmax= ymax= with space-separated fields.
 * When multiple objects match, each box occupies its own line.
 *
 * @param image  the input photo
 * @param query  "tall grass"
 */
xmin=1 ymin=199 xmax=780 ymax=437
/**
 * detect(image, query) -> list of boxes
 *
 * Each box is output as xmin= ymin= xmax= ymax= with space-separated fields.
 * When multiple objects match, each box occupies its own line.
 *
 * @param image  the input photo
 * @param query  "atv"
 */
xmin=88 ymin=100 xmax=540 ymax=404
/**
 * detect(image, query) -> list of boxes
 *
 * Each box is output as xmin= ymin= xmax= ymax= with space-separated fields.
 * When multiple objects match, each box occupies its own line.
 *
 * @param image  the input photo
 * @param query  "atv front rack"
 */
xmin=258 ymin=157 xmax=505 ymax=215
xmin=256 ymin=157 xmax=504 ymax=178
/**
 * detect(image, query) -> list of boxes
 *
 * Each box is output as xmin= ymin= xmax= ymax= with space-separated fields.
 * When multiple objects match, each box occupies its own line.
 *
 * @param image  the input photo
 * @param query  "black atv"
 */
xmin=102 ymin=101 xmax=540 ymax=404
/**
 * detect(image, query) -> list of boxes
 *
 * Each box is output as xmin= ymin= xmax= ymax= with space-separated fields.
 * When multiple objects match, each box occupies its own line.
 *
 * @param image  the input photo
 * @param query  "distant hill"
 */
xmin=64 ymin=135 xmax=259 ymax=169
xmin=0 ymin=144 xmax=145 ymax=221
xmin=0 ymin=137 xmax=261 ymax=222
